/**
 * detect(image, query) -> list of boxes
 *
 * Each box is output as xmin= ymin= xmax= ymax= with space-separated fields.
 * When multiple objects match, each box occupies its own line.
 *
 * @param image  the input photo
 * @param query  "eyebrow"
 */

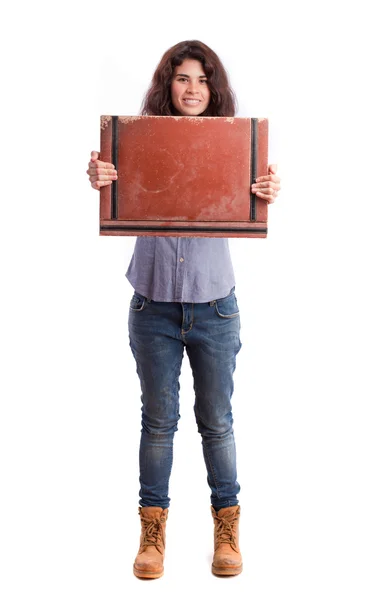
xmin=175 ymin=73 xmax=207 ymax=78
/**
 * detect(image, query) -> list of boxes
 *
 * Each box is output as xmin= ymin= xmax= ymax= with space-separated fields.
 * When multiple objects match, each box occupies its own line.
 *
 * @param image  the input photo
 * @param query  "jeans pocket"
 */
xmin=129 ymin=291 xmax=147 ymax=312
xmin=214 ymin=291 xmax=240 ymax=319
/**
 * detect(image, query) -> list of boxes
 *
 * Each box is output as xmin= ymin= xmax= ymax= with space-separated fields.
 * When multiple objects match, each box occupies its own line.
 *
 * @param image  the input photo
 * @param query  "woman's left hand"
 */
xmin=251 ymin=164 xmax=281 ymax=203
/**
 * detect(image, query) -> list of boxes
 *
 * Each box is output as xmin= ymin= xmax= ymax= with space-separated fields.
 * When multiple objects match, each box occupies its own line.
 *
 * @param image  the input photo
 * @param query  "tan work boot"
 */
xmin=211 ymin=505 xmax=243 ymax=576
xmin=133 ymin=506 xmax=168 ymax=579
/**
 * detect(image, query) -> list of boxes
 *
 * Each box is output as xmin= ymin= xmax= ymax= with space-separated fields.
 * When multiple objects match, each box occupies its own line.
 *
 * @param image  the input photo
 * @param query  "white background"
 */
xmin=1 ymin=1 xmax=366 ymax=598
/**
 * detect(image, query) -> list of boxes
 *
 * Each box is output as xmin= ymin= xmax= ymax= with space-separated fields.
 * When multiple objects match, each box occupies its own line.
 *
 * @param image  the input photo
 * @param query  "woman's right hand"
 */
xmin=86 ymin=150 xmax=118 ymax=190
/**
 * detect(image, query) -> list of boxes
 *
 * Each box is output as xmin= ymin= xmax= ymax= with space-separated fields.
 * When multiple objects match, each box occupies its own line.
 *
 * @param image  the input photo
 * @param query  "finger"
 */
xmin=254 ymin=191 xmax=275 ymax=203
xmin=253 ymin=184 xmax=278 ymax=197
xmin=88 ymin=160 xmax=116 ymax=170
xmin=268 ymin=163 xmax=277 ymax=175
xmin=255 ymin=189 xmax=275 ymax=198
xmin=255 ymin=174 xmax=280 ymax=184
xmin=95 ymin=167 xmax=117 ymax=176
xmin=87 ymin=167 xmax=117 ymax=177
xmin=91 ymin=180 xmax=113 ymax=190
xmin=252 ymin=182 xmax=280 ymax=192
xmin=89 ymin=174 xmax=116 ymax=183
xmin=91 ymin=150 xmax=100 ymax=161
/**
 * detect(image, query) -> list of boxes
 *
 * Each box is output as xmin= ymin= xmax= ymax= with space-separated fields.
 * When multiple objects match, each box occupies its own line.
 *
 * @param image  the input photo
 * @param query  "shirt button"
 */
xmin=179 ymin=257 xmax=184 ymax=262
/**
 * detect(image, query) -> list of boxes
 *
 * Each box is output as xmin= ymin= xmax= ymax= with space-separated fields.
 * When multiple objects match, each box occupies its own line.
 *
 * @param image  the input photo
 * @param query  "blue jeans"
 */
xmin=128 ymin=286 xmax=242 ymax=510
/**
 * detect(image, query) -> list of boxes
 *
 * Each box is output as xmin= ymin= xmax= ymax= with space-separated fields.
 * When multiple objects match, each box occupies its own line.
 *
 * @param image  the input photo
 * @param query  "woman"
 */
xmin=87 ymin=40 xmax=280 ymax=579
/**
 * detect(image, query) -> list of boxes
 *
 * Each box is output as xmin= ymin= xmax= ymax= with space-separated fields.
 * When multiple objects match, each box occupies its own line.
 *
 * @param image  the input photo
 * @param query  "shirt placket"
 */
xmin=175 ymin=237 xmax=186 ymax=301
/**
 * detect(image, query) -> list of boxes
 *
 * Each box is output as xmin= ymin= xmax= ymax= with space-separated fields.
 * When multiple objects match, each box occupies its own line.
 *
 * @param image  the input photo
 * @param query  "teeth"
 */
xmin=183 ymin=99 xmax=200 ymax=104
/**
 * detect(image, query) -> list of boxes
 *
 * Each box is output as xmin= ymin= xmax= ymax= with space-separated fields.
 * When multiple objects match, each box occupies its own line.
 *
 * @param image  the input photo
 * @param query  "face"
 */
xmin=170 ymin=59 xmax=211 ymax=116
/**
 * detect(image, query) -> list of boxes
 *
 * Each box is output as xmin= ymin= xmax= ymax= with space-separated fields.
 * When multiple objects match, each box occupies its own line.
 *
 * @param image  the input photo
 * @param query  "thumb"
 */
xmin=268 ymin=163 xmax=277 ymax=174
xmin=91 ymin=150 xmax=100 ymax=161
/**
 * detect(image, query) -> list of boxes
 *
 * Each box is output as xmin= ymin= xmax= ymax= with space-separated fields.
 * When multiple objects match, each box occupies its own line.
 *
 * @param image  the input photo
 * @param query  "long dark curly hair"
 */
xmin=140 ymin=40 xmax=237 ymax=117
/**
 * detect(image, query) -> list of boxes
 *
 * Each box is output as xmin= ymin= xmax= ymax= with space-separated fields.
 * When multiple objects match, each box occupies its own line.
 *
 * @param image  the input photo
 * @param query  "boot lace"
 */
xmin=140 ymin=516 xmax=165 ymax=554
xmin=214 ymin=512 xmax=239 ymax=550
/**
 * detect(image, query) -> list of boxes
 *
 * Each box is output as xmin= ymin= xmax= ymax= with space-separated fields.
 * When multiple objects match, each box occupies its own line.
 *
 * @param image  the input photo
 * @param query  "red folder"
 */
xmin=100 ymin=115 xmax=268 ymax=238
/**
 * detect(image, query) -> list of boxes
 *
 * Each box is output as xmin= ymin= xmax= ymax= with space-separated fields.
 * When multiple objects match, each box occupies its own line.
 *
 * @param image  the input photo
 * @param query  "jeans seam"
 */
xmin=181 ymin=302 xmax=194 ymax=334
xmin=203 ymin=440 xmax=222 ymax=499
xmin=129 ymin=293 xmax=147 ymax=312
xmin=214 ymin=300 xmax=239 ymax=319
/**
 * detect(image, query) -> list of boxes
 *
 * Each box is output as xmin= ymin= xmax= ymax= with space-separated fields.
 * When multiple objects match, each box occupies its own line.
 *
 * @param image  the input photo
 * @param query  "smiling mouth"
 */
xmin=182 ymin=99 xmax=201 ymax=105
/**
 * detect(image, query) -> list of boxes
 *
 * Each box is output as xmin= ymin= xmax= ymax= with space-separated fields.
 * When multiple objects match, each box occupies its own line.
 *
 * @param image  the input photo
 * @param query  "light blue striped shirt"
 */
xmin=125 ymin=236 xmax=235 ymax=302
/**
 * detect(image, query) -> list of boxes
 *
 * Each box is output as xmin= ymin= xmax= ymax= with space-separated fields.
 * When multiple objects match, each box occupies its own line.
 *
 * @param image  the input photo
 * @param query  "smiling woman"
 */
xmin=170 ymin=60 xmax=211 ymax=115
xmin=140 ymin=39 xmax=237 ymax=117
xmin=86 ymin=38 xmax=281 ymax=581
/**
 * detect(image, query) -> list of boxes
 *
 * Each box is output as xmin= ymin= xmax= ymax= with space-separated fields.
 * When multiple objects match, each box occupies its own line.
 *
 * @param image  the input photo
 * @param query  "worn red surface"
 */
xmin=100 ymin=115 xmax=268 ymax=237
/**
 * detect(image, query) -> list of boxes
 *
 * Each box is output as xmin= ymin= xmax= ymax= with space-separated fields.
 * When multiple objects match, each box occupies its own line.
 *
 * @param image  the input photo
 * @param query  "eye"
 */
xmin=177 ymin=77 xmax=188 ymax=82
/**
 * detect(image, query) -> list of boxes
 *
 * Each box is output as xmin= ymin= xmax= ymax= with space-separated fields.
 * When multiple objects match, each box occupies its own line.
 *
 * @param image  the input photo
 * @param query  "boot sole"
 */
xmin=133 ymin=566 xmax=164 ymax=579
xmin=212 ymin=563 xmax=243 ymax=576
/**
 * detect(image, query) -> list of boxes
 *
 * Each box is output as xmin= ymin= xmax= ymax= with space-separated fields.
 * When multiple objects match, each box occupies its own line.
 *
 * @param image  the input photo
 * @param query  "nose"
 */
xmin=186 ymin=81 xmax=200 ymax=94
